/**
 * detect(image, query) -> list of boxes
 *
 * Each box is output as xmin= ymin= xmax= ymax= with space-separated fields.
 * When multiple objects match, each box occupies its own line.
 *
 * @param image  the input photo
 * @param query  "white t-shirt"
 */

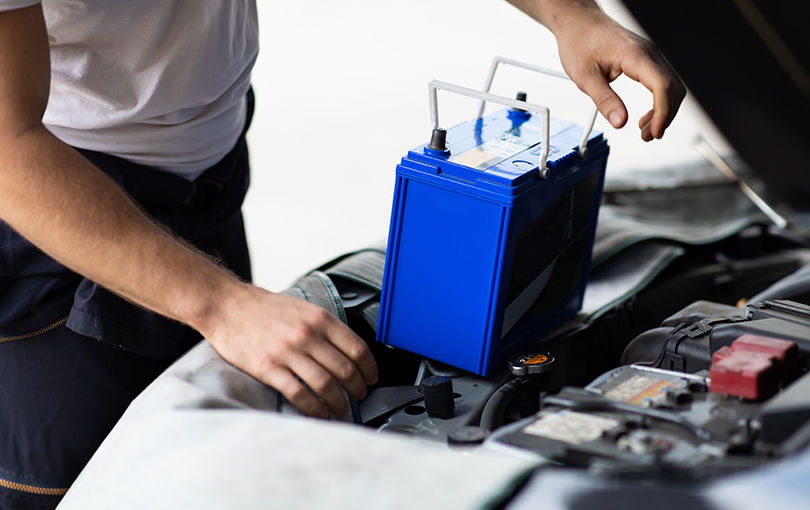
xmin=0 ymin=0 xmax=259 ymax=178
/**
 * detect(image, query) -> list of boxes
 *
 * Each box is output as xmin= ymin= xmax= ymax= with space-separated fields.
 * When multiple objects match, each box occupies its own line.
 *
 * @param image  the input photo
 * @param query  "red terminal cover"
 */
xmin=709 ymin=335 xmax=800 ymax=400
xmin=710 ymin=350 xmax=777 ymax=400
xmin=711 ymin=346 xmax=734 ymax=364
xmin=731 ymin=334 xmax=799 ymax=375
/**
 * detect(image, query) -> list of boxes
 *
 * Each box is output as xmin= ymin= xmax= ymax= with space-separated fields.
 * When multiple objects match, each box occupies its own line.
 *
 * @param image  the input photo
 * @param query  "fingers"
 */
xmin=638 ymin=109 xmax=654 ymax=142
xmin=277 ymin=306 xmax=377 ymax=415
xmin=648 ymin=74 xmax=685 ymax=140
xmin=306 ymin=319 xmax=375 ymax=401
xmin=294 ymin=305 xmax=377 ymax=398
xmin=265 ymin=365 xmax=329 ymax=418
xmin=572 ymin=64 xmax=629 ymax=130
xmin=620 ymin=40 xmax=686 ymax=140
xmin=286 ymin=349 xmax=353 ymax=416
xmin=321 ymin=315 xmax=378 ymax=387
xmin=648 ymin=54 xmax=685 ymax=139
xmin=266 ymin=339 xmax=361 ymax=418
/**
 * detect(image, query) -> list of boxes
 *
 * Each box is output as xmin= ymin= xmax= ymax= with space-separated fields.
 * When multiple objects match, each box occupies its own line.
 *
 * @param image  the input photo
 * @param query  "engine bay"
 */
xmin=329 ymin=171 xmax=810 ymax=500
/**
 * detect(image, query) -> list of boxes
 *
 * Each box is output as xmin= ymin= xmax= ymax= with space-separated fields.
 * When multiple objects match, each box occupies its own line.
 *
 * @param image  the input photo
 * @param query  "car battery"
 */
xmin=377 ymin=58 xmax=609 ymax=376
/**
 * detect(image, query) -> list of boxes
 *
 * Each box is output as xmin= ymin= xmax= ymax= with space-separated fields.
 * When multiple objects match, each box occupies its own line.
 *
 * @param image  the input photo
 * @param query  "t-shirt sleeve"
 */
xmin=0 ymin=0 xmax=41 ymax=12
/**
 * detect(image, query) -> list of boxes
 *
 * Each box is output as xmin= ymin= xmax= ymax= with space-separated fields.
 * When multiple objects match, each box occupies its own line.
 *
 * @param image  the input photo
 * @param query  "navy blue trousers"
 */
xmin=0 ymin=96 xmax=253 ymax=507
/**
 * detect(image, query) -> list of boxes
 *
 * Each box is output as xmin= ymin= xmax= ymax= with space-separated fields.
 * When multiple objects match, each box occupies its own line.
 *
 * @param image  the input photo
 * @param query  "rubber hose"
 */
xmin=480 ymin=378 xmax=524 ymax=432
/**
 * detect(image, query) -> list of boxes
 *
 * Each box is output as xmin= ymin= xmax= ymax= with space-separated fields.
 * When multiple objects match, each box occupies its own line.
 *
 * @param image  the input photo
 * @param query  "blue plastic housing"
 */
xmin=377 ymin=108 xmax=609 ymax=376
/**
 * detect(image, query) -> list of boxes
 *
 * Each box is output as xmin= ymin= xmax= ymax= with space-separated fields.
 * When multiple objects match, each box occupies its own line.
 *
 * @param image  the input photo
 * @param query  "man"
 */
xmin=0 ymin=0 xmax=683 ymax=507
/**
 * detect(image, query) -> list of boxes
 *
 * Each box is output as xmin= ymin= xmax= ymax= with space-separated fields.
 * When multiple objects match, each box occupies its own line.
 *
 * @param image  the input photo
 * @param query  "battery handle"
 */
xmin=478 ymin=56 xmax=598 ymax=160
xmin=429 ymin=80 xmax=553 ymax=176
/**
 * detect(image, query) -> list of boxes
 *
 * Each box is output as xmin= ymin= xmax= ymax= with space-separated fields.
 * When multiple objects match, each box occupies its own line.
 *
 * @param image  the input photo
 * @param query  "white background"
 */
xmin=244 ymin=0 xmax=732 ymax=291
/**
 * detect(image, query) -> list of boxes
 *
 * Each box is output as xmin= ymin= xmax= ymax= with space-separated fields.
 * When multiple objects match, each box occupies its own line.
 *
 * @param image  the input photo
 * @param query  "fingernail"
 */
xmin=337 ymin=405 xmax=349 ymax=417
xmin=609 ymin=111 xmax=623 ymax=128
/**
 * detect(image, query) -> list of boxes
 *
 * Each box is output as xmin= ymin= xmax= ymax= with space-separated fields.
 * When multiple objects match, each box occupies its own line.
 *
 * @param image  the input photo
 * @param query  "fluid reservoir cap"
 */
xmin=508 ymin=352 xmax=555 ymax=377
xmin=420 ymin=375 xmax=455 ymax=419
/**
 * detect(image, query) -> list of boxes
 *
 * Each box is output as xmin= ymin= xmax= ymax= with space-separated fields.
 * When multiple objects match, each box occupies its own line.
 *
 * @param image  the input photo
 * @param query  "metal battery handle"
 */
xmin=478 ymin=56 xmax=598 ymax=159
xmin=429 ymin=79 xmax=552 ymax=176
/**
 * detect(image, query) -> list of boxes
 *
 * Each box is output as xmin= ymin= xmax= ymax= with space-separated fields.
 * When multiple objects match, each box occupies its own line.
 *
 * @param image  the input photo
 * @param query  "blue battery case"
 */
xmin=377 ymin=107 xmax=609 ymax=376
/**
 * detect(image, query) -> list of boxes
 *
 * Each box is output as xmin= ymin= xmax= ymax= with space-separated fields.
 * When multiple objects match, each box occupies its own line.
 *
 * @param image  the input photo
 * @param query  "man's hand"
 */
xmin=200 ymin=285 xmax=378 ymax=418
xmin=508 ymin=0 xmax=685 ymax=141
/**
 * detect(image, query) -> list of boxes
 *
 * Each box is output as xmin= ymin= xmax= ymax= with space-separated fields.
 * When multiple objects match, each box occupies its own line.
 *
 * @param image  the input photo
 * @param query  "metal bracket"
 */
xmin=478 ymin=56 xmax=598 ymax=159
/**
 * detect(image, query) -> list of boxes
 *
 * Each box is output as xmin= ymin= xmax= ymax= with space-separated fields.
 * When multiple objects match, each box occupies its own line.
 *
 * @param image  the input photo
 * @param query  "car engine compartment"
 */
xmin=328 ymin=172 xmax=810 ymax=504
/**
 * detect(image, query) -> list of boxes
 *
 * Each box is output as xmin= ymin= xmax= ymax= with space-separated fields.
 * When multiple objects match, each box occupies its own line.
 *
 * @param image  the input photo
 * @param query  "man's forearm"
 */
xmin=0 ymin=125 xmax=239 ymax=337
xmin=505 ymin=0 xmax=604 ymax=35
xmin=0 ymin=4 xmax=235 ymax=338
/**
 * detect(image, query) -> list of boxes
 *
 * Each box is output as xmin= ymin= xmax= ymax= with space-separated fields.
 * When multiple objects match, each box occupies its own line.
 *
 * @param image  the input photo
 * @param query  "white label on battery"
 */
xmin=523 ymin=411 xmax=620 ymax=445
xmin=603 ymin=375 xmax=680 ymax=407
xmin=450 ymin=119 xmax=575 ymax=171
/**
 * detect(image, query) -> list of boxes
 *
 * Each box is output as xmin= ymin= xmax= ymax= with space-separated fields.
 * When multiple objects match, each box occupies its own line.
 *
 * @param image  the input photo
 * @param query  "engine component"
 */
xmin=421 ymin=375 xmax=456 ymax=419
xmin=710 ymin=350 xmax=778 ymax=401
xmin=622 ymin=300 xmax=810 ymax=375
xmin=761 ymin=372 xmax=810 ymax=445
xmin=484 ymin=364 xmax=793 ymax=477
xmin=709 ymin=334 xmax=799 ymax=400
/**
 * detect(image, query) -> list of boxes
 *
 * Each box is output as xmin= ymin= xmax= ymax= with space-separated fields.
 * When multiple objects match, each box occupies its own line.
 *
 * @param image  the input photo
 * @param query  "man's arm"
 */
xmin=507 ymin=0 xmax=685 ymax=141
xmin=0 ymin=4 xmax=376 ymax=418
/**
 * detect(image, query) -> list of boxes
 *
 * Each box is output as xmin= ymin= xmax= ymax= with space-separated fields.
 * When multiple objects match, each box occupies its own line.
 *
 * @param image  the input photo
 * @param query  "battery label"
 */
xmin=523 ymin=410 xmax=620 ymax=445
xmin=450 ymin=118 xmax=575 ymax=171
xmin=603 ymin=375 xmax=681 ymax=407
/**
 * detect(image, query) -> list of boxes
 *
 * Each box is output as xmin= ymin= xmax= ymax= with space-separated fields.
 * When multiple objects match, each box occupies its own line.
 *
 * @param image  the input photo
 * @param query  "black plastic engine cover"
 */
xmin=621 ymin=300 xmax=810 ymax=374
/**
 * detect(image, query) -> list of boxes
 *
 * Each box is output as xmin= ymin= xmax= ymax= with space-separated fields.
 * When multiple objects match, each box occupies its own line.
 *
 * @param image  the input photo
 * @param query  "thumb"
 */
xmin=574 ymin=69 xmax=628 ymax=129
